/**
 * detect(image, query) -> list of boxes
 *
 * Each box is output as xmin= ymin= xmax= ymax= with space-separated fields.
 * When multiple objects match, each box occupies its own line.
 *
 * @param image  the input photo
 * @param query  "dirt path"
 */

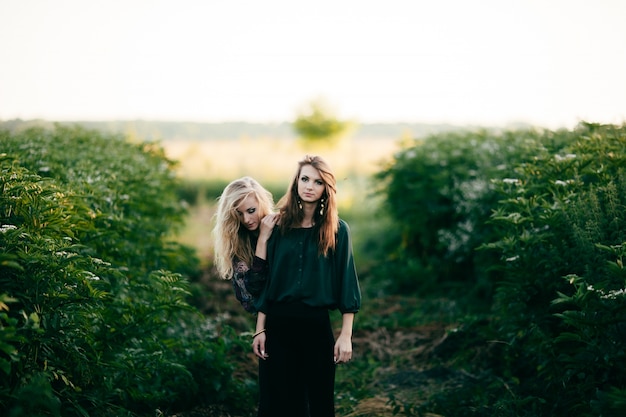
xmin=175 ymin=275 xmax=455 ymax=417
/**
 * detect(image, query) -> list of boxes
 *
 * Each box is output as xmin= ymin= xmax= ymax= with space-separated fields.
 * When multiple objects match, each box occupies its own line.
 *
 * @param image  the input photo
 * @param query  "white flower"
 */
xmin=502 ymin=178 xmax=520 ymax=185
xmin=602 ymin=288 xmax=626 ymax=299
xmin=91 ymin=257 xmax=111 ymax=266
xmin=0 ymin=224 xmax=17 ymax=233
xmin=555 ymin=154 xmax=576 ymax=162
xmin=82 ymin=271 xmax=100 ymax=281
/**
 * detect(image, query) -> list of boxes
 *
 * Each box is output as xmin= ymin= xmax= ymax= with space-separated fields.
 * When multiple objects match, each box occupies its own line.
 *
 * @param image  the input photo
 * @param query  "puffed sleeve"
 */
xmin=336 ymin=219 xmax=361 ymax=313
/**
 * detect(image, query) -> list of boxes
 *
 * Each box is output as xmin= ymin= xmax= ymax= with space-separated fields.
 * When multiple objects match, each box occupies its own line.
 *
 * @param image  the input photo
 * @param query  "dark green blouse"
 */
xmin=255 ymin=219 xmax=361 ymax=314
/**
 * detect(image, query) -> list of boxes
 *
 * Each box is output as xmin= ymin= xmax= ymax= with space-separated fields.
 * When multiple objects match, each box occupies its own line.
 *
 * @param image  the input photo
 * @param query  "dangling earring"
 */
xmin=319 ymin=198 xmax=325 ymax=216
xmin=298 ymin=199 xmax=303 ymax=210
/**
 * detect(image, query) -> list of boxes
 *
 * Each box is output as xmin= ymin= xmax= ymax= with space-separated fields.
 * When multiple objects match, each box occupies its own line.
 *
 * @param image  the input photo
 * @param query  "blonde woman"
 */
xmin=213 ymin=176 xmax=279 ymax=312
xmin=213 ymin=176 xmax=280 ymax=417
xmin=252 ymin=156 xmax=361 ymax=417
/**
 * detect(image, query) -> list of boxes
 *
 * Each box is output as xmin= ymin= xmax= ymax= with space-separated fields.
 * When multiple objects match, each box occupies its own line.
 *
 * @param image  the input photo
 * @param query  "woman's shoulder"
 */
xmin=337 ymin=218 xmax=351 ymax=235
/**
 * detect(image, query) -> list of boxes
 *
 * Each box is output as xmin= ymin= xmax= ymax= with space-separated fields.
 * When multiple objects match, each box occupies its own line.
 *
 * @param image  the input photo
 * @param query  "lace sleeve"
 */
xmin=231 ymin=259 xmax=264 ymax=313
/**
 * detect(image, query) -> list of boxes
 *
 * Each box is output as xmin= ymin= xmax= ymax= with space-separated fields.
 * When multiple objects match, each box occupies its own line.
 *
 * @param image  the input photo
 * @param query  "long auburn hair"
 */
xmin=212 ymin=177 xmax=274 ymax=279
xmin=277 ymin=155 xmax=338 ymax=256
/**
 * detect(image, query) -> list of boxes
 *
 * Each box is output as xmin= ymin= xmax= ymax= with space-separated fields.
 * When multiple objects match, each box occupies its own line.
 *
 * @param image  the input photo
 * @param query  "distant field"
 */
xmin=162 ymin=136 xmax=402 ymax=266
xmin=162 ymin=136 xmax=401 ymax=182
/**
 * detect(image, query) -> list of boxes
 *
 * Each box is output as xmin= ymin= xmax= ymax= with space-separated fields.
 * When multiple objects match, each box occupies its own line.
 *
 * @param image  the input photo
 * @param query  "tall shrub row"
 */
xmin=0 ymin=126 xmax=251 ymax=416
xmin=374 ymin=127 xmax=572 ymax=299
xmin=376 ymin=122 xmax=626 ymax=415
xmin=480 ymin=123 xmax=626 ymax=416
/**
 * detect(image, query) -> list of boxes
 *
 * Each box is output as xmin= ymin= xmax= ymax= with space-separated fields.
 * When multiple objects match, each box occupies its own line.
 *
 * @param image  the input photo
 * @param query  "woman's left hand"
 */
xmin=333 ymin=334 xmax=352 ymax=364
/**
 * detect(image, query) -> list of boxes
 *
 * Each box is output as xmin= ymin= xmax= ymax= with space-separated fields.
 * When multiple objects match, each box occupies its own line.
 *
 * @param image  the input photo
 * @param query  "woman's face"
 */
xmin=297 ymin=164 xmax=325 ymax=204
xmin=236 ymin=194 xmax=261 ymax=231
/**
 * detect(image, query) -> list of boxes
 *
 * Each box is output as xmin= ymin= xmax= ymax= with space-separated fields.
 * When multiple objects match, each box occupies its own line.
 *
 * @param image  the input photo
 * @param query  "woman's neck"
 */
xmin=300 ymin=203 xmax=316 ymax=228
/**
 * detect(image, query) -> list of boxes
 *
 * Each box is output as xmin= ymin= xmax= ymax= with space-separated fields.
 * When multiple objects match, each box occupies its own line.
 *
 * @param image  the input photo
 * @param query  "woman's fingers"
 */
xmin=333 ymin=351 xmax=351 ymax=364
xmin=252 ymin=335 xmax=268 ymax=360
xmin=259 ymin=214 xmax=278 ymax=235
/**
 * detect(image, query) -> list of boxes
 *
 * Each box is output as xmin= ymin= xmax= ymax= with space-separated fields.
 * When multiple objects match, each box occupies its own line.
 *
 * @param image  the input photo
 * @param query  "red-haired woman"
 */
xmin=252 ymin=155 xmax=361 ymax=417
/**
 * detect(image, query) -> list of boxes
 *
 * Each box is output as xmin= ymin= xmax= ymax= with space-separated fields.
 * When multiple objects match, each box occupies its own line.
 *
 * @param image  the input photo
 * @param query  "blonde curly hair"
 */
xmin=212 ymin=177 xmax=274 ymax=279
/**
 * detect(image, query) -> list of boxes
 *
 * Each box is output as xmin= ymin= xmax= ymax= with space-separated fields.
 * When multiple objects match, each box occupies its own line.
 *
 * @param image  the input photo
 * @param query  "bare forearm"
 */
xmin=252 ymin=312 xmax=268 ymax=359
xmin=255 ymin=213 xmax=278 ymax=260
xmin=255 ymin=312 xmax=266 ymax=333
xmin=339 ymin=312 xmax=354 ymax=338
xmin=254 ymin=238 xmax=268 ymax=260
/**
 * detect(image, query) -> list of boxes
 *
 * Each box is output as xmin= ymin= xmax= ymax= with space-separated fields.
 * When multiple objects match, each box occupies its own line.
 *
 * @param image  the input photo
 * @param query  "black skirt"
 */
xmin=259 ymin=302 xmax=336 ymax=417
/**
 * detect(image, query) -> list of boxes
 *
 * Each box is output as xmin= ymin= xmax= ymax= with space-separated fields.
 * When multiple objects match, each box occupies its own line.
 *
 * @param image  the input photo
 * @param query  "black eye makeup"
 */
xmin=300 ymin=175 xmax=323 ymax=186
xmin=235 ymin=207 xmax=256 ymax=216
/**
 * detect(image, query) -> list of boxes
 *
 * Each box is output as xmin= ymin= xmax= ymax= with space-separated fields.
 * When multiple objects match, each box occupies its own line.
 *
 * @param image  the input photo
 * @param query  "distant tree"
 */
xmin=293 ymin=98 xmax=354 ymax=148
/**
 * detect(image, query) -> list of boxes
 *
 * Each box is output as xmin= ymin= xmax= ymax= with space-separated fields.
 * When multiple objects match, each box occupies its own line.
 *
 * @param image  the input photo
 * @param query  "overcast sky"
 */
xmin=1 ymin=0 xmax=625 ymax=129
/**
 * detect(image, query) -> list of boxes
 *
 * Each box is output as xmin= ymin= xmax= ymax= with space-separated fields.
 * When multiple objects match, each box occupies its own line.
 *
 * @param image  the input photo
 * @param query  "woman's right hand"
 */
xmin=252 ymin=332 xmax=268 ymax=360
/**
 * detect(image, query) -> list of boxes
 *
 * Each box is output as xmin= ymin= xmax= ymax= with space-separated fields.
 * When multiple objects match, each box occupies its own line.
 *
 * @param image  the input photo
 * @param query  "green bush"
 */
xmin=0 ymin=126 xmax=252 ymax=416
xmin=480 ymin=123 xmax=626 ymax=415
xmin=375 ymin=122 xmax=626 ymax=416
xmin=374 ymin=128 xmax=572 ymax=301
